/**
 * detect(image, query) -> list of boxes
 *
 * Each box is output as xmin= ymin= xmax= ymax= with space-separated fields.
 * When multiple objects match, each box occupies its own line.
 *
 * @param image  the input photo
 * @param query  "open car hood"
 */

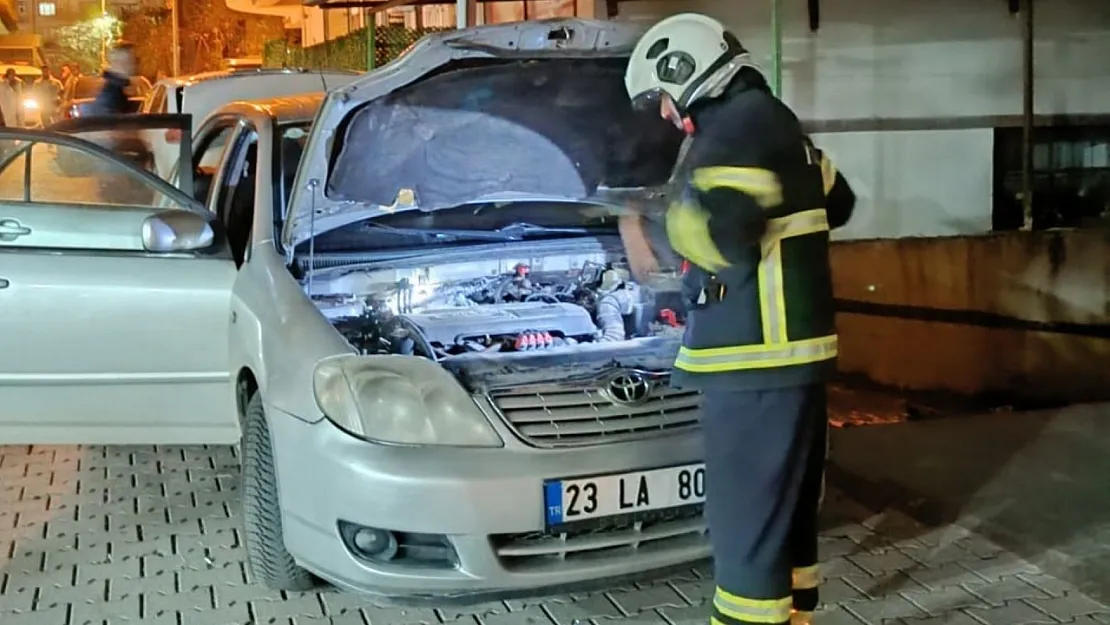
xmin=283 ymin=19 xmax=685 ymax=249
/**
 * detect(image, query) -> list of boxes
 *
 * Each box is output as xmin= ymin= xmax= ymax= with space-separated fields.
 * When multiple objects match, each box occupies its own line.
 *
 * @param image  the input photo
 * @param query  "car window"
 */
xmin=147 ymin=85 xmax=167 ymax=114
xmin=218 ymin=129 xmax=259 ymax=266
xmin=188 ymin=124 xmax=236 ymax=206
xmin=279 ymin=123 xmax=309 ymax=211
xmin=0 ymin=138 xmax=187 ymax=209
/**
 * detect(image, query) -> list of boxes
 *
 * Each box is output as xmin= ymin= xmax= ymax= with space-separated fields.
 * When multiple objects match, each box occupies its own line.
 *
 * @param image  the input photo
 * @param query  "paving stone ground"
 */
xmin=2 ymin=444 xmax=1108 ymax=625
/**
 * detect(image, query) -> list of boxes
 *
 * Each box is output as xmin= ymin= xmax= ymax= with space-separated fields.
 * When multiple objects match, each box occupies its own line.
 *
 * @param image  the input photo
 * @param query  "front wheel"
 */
xmin=240 ymin=393 xmax=317 ymax=591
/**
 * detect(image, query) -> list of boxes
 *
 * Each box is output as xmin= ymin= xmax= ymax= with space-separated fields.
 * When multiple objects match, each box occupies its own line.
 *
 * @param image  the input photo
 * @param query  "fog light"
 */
xmin=338 ymin=521 xmax=399 ymax=562
xmin=353 ymin=527 xmax=398 ymax=559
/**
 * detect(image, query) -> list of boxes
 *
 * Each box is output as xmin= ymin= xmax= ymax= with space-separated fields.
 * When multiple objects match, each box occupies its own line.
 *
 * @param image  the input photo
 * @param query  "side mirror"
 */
xmin=142 ymin=210 xmax=215 ymax=253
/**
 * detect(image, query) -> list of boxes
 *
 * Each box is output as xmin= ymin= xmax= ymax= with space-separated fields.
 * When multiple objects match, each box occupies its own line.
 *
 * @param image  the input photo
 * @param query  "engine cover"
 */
xmin=402 ymin=302 xmax=596 ymax=346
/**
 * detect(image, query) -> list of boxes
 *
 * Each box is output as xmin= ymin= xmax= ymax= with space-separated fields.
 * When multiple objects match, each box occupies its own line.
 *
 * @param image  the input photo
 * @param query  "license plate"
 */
xmin=544 ymin=463 xmax=706 ymax=526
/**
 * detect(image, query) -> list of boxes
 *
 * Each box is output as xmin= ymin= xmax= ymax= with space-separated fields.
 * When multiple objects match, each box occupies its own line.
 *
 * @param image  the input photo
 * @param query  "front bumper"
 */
xmin=268 ymin=403 xmax=709 ymax=600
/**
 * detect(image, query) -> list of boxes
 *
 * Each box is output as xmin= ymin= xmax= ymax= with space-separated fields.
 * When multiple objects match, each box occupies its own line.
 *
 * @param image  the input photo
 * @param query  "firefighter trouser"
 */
xmin=702 ymin=384 xmax=828 ymax=625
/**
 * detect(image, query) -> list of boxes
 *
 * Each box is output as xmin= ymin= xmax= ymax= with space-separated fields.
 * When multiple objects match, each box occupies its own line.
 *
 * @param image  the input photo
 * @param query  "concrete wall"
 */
xmin=617 ymin=0 xmax=1110 ymax=240
xmin=830 ymin=230 xmax=1110 ymax=403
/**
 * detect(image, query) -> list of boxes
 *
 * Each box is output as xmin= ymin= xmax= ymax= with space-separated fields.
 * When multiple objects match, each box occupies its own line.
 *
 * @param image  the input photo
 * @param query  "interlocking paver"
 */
xmin=1029 ymin=594 xmax=1110 ymax=621
xmin=1 ymin=443 xmax=1107 ymax=625
xmin=965 ymin=577 xmax=1051 ymax=606
xmin=609 ymin=584 xmax=690 ymax=614
xmin=844 ymin=594 xmax=928 ymax=624
xmin=895 ymin=612 xmax=982 ymax=624
xmin=902 ymin=585 xmax=986 ymax=615
xmin=966 ymin=600 xmax=1059 ymax=625
xmin=905 ymin=562 xmax=984 ymax=590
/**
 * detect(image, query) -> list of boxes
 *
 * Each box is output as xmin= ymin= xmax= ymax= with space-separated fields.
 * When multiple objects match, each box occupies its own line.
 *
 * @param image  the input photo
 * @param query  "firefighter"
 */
xmin=621 ymin=13 xmax=856 ymax=625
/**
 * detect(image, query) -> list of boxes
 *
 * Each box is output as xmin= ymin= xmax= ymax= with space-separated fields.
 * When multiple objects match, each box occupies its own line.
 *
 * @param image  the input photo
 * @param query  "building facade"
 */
xmin=13 ymin=0 xmax=160 ymax=40
xmin=617 ymin=0 xmax=1110 ymax=241
xmin=227 ymin=0 xmax=601 ymax=47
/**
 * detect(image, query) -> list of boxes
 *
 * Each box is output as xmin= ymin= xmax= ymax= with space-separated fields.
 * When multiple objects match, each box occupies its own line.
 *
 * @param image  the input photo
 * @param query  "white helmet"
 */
xmin=625 ymin=13 xmax=758 ymax=113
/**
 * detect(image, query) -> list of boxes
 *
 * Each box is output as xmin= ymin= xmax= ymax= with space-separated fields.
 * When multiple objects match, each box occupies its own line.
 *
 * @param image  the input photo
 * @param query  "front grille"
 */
xmin=488 ymin=383 xmax=702 ymax=447
xmin=493 ymin=505 xmax=707 ymax=570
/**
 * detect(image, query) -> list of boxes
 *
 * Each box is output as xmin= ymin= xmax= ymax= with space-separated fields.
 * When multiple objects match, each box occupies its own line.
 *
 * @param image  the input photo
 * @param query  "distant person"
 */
xmin=0 ymin=68 xmax=25 ymax=128
xmin=33 ymin=65 xmax=64 ymax=126
xmin=64 ymin=63 xmax=83 ymax=93
xmin=90 ymin=41 xmax=138 ymax=116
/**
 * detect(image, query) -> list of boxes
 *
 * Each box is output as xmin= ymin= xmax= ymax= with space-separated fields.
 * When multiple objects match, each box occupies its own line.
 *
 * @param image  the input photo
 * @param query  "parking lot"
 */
xmin=3 ymin=433 xmax=1108 ymax=625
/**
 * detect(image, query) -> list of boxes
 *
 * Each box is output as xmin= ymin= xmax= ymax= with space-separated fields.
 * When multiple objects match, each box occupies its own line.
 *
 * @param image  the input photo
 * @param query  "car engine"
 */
xmin=307 ymin=255 xmax=685 ymax=361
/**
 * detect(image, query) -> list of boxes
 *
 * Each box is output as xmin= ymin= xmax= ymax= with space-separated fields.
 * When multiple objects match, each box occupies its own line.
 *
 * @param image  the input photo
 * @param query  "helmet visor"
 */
xmin=630 ymin=88 xmax=664 ymax=112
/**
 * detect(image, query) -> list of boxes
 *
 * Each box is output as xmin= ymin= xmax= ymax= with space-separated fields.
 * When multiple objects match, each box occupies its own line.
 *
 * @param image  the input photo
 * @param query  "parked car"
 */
xmin=222 ymin=57 xmax=264 ymax=70
xmin=60 ymin=74 xmax=152 ymax=119
xmin=0 ymin=19 xmax=701 ymax=601
xmin=141 ymin=67 xmax=360 ymax=180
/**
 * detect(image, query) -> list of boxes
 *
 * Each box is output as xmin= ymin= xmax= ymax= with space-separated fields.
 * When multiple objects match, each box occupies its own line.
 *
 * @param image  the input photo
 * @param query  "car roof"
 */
xmin=212 ymin=93 xmax=324 ymax=125
xmin=156 ymin=68 xmax=359 ymax=90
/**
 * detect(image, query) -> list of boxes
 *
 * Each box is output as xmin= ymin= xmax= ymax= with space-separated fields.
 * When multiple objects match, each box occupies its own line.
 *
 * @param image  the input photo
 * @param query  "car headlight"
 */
xmin=22 ymin=98 xmax=37 ymax=110
xmin=312 ymin=354 xmax=503 ymax=448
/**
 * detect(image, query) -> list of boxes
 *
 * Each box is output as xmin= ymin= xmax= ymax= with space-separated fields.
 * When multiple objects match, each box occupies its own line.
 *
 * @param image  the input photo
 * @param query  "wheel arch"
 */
xmin=236 ymin=366 xmax=260 ymax=424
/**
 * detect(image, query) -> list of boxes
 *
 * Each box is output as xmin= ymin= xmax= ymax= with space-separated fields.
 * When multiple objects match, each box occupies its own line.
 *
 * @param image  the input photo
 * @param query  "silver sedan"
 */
xmin=0 ymin=19 xmax=709 ymax=601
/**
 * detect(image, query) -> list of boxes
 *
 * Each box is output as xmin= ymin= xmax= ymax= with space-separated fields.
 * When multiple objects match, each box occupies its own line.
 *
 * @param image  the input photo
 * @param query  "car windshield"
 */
xmin=298 ymin=202 xmax=621 ymax=254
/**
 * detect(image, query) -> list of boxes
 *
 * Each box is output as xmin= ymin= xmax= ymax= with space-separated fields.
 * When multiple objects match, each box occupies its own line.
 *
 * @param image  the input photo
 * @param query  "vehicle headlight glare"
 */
xmin=312 ymin=354 xmax=503 ymax=448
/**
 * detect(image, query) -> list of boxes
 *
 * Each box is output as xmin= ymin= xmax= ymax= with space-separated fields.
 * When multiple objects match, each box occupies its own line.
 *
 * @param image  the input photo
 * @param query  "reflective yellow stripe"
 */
xmin=675 ymin=335 xmax=838 ymax=373
xmin=819 ymin=154 xmax=836 ymax=196
xmin=766 ymin=209 xmax=829 ymax=242
xmin=792 ymin=565 xmax=820 ymax=590
xmin=758 ymin=209 xmax=830 ymax=344
xmin=713 ymin=587 xmax=793 ymax=624
xmin=691 ymin=166 xmax=783 ymax=208
xmin=665 ymin=201 xmax=730 ymax=273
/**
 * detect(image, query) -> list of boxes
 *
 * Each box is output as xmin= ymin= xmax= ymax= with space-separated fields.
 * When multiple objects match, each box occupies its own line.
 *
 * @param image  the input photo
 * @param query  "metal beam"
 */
xmin=770 ymin=0 xmax=782 ymax=96
xmin=1021 ymin=0 xmax=1034 ymax=229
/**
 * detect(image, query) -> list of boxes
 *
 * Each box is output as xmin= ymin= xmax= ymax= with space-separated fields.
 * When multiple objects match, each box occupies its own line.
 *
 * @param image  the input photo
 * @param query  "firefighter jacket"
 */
xmin=666 ymin=76 xmax=856 ymax=390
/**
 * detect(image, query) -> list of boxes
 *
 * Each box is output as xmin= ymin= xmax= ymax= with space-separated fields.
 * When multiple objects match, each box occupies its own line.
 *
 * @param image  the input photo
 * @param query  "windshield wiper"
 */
xmin=360 ymin=221 xmax=594 ymax=242
xmin=493 ymin=222 xmax=591 ymax=238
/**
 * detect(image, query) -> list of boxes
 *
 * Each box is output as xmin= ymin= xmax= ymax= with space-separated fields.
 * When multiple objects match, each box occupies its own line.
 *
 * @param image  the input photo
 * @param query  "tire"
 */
xmin=240 ymin=393 xmax=317 ymax=591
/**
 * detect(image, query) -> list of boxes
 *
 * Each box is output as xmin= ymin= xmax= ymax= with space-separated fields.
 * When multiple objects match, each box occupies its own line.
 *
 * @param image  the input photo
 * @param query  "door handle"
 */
xmin=0 ymin=218 xmax=31 ymax=241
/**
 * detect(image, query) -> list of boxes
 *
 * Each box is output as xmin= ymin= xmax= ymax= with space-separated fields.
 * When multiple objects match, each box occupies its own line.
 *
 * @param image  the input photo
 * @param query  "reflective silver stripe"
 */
xmin=713 ymin=588 xmax=793 ymax=624
xmin=675 ymin=336 xmax=838 ymax=372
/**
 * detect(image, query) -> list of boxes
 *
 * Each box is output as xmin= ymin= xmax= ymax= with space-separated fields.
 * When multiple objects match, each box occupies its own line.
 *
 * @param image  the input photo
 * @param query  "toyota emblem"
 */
xmin=604 ymin=372 xmax=653 ymax=406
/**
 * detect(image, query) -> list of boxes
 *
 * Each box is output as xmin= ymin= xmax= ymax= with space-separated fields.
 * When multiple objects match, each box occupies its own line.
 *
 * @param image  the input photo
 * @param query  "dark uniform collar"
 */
xmin=687 ymin=67 xmax=772 ymax=134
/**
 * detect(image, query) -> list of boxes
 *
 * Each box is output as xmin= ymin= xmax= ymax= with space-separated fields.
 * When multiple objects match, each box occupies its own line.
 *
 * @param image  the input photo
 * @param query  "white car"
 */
xmin=141 ymin=68 xmax=360 ymax=178
xmin=2 ymin=19 xmax=706 ymax=601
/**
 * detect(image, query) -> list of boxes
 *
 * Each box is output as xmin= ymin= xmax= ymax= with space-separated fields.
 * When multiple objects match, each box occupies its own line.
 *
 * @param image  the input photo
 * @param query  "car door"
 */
xmin=0 ymin=121 xmax=239 ymax=445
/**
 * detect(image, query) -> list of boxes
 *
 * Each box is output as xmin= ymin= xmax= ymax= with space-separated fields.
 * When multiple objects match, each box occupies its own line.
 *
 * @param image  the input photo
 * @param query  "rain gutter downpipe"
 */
xmin=1021 ymin=0 xmax=1034 ymax=230
xmin=770 ymin=0 xmax=783 ymax=97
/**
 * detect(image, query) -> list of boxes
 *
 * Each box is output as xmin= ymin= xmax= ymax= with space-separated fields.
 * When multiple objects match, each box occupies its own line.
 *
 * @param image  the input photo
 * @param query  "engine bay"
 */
xmin=305 ymin=251 xmax=686 ymax=361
